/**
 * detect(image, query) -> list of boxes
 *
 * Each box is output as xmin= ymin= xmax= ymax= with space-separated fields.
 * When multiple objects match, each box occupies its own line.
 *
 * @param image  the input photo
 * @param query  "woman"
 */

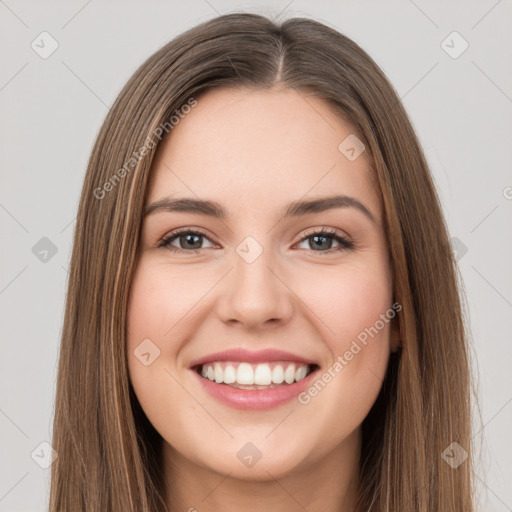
xmin=49 ymin=12 xmax=475 ymax=511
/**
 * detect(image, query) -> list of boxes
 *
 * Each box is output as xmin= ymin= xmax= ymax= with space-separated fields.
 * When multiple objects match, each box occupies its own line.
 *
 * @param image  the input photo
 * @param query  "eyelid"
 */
xmin=300 ymin=225 xmax=349 ymax=240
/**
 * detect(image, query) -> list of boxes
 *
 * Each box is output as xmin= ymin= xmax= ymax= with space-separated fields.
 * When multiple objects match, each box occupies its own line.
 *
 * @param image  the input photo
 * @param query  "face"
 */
xmin=127 ymin=87 xmax=399 ymax=484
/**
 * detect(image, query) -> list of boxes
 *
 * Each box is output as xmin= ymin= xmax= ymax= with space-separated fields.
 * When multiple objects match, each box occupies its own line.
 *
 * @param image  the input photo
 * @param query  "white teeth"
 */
xmin=254 ymin=364 xmax=272 ymax=385
xmin=295 ymin=365 xmax=307 ymax=382
xmin=223 ymin=364 xmax=237 ymax=384
xmin=271 ymin=365 xmax=285 ymax=384
xmin=214 ymin=362 xmax=223 ymax=383
xmin=199 ymin=361 xmax=311 ymax=386
xmin=237 ymin=363 xmax=254 ymax=385
xmin=284 ymin=364 xmax=296 ymax=384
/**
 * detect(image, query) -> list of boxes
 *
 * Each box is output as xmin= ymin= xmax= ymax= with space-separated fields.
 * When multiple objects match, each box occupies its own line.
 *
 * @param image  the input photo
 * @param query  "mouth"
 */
xmin=192 ymin=361 xmax=320 ymax=390
xmin=189 ymin=356 xmax=321 ymax=410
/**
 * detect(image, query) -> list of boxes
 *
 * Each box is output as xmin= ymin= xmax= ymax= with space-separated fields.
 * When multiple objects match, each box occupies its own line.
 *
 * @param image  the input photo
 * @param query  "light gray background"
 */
xmin=1 ymin=1 xmax=511 ymax=510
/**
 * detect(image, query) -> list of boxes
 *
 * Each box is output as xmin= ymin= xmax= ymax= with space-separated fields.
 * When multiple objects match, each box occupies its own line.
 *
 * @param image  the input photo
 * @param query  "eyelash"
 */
xmin=158 ymin=227 xmax=355 ymax=255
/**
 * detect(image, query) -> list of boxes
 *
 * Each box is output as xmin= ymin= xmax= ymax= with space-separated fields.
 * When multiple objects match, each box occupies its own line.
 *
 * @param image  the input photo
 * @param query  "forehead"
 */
xmin=146 ymin=87 xmax=380 ymax=222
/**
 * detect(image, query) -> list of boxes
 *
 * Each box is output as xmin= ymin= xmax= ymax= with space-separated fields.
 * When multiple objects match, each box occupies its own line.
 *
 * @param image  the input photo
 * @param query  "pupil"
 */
xmin=184 ymin=234 xmax=201 ymax=249
xmin=312 ymin=235 xmax=331 ymax=250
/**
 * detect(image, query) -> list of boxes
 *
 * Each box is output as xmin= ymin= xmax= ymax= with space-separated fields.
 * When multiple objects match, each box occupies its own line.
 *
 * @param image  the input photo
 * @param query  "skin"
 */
xmin=126 ymin=86 xmax=400 ymax=512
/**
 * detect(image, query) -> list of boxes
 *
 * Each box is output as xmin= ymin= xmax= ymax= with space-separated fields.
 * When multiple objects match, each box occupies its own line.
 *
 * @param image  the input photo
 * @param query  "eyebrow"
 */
xmin=143 ymin=194 xmax=376 ymax=224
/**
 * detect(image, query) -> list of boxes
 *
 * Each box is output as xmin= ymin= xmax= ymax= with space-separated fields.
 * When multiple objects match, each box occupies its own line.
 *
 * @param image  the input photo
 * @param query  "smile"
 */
xmin=196 ymin=361 xmax=314 ymax=388
xmin=190 ymin=358 xmax=321 ymax=410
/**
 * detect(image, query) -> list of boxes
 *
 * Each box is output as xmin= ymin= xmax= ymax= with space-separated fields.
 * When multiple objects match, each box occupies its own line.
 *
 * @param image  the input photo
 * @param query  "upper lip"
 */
xmin=189 ymin=348 xmax=318 ymax=368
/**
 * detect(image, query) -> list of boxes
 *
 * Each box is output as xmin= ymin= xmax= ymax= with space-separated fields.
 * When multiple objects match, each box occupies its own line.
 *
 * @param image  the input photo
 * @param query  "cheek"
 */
xmin=127 ymin=261 xmax=202 ymax=347
xmin=296 ymin=262 xmax=392 ymax=404
xmin=295 ymin=264 xmax=393 ymax=430
xmin=126 ymin=263 xmax=178 ymax=385
xmin=126 ymin=263 xmax=191 ymax=442
xmin=300 ymin=260 xmax=392 ymax=349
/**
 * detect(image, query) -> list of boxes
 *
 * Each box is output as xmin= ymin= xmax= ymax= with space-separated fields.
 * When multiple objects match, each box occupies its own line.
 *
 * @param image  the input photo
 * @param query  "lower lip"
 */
xmin=191 ymin=367 xmax=319 ymax=410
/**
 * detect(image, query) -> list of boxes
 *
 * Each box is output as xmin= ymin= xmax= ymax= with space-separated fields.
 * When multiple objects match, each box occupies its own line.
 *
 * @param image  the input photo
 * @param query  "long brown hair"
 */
xmin=49 ymin=12 xmax=475 ymax=511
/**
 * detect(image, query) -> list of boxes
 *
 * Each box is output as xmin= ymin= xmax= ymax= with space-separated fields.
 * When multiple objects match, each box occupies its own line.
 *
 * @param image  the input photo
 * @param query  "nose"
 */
xmin=216 ymin=245 xmax=294 ymax=330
